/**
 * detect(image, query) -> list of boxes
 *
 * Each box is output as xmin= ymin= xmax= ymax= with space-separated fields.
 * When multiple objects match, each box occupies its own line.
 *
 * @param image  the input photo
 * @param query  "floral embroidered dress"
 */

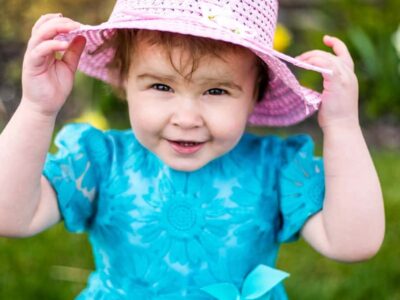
xmin=43 ymin=124 xmax=325 ymax=300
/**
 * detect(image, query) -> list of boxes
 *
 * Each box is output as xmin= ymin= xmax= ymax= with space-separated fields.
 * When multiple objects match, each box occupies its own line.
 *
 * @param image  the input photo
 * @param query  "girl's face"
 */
xmin=124 ymin=41 xmax=259 ymax=171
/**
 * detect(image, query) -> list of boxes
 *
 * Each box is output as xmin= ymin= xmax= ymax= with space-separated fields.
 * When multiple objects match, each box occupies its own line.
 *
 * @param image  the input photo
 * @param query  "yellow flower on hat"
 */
xmin=73 ymin=110 xmax=109 ymax=130
xmin=274 ymin=23 xmax=292 ymax=52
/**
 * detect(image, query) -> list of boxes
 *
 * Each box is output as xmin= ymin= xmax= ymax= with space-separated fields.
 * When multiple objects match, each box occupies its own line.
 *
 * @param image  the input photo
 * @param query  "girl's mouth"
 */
xmin=168 ymin=140 xmax=205 ymax=154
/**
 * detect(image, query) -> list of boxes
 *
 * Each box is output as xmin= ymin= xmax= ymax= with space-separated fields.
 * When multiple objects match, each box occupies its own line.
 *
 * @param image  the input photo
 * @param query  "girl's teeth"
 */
xmin=179 ymin=142 xmax=198 ymax=147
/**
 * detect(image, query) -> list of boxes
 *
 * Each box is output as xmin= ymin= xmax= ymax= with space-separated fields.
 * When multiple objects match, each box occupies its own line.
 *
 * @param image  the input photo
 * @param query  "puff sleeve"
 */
xmin=43 ymin=123 xmax=110 ymax=233
xmin=277 ymin=135 xmax=325 ymax=243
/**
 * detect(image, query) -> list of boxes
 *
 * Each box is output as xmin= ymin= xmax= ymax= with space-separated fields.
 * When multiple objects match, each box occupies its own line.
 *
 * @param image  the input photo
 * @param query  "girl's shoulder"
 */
xmin=236 ymin=132 xmax=317 ymax=163
xmin=53 ymin=123 xmax=145 ymax=167
xmin=56 ymin=122 xmax=142 ymax=149
xmin=239 ymin=131 xmax=314 ymax=147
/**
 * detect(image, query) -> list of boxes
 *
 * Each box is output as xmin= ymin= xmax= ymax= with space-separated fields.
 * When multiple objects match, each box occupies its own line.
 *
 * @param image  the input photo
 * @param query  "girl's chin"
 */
xmin=164 ymin=160 xmax=208 ymax=172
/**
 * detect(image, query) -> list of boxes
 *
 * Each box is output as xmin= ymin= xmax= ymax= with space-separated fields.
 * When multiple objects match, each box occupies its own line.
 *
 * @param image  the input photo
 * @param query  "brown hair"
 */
xmin=92 ymin=29 xmax=268 ymax=100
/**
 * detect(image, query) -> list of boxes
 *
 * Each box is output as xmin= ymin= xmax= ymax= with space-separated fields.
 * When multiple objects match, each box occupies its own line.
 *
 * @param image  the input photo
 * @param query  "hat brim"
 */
xmin=57 ymin=19 xmax=331 ymax=126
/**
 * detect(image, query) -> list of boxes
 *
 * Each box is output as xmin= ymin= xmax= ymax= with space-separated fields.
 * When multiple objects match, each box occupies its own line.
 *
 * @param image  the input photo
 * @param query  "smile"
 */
xmin=168 ymin=140 xmax=206 ymax=155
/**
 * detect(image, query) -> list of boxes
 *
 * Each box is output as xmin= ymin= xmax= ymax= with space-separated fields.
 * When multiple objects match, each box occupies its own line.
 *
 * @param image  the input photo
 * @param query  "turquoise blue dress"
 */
xmin=43 ymin=123 xmax=325 ymax=300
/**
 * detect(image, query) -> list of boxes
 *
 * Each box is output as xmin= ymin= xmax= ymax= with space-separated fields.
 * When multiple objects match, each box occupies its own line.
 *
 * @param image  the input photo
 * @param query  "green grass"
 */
xmin=0 ymin=226 xmax=92 ymax=299
xmin=0 ymin=150 xmax=399 ymax=299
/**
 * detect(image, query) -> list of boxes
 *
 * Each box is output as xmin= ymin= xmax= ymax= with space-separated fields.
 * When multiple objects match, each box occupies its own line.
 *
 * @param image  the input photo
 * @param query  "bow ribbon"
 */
xmin=201 ymin=265 xmax=289 ymax=300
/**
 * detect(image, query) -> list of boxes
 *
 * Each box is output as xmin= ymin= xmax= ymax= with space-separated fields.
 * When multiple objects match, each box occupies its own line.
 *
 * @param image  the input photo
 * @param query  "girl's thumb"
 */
xmin=62 ymin=36 xmax=86 ymax=72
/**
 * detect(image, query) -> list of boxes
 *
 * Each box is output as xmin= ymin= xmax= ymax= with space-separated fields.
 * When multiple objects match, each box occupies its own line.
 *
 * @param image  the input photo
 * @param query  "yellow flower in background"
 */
xmin=392 ymin=25 xmax=400 ymax=74
xmin=392 ymin=25 xmax=400 ymax=57
xmin=72 ymin=110 xmax=109 ymax=130
xmin=273 ymin=24 xmax=292 ymax=52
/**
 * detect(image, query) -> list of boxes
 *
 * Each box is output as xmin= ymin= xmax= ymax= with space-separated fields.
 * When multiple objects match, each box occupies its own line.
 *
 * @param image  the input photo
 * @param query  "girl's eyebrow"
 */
xmin=136 ymin=73 xmax=243 ymax=91
xmin=197 ymin=78 xmax=243 ymax=92
xmin=136 ymin=73 xmax=176 ymax=82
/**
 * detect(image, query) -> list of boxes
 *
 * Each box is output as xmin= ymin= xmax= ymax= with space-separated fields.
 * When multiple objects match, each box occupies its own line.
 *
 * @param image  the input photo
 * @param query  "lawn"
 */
xmin=0 ymin=150 xmax=399 ymax=299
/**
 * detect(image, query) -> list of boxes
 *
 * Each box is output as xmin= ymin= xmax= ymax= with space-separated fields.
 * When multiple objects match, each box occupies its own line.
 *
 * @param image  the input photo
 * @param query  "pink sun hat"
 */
xmin=57 ymin=0 xmax=332 ymax=127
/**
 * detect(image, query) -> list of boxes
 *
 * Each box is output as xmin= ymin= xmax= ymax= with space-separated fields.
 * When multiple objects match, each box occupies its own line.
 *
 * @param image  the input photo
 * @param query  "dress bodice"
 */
xmin=44 ymin=124 xmax=325 ymax=299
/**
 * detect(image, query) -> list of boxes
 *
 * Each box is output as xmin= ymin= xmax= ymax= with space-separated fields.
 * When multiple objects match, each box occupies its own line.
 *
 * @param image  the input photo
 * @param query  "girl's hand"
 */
xmin=21 ymin=14 xmax=86 ymax=117
xmin=297 ymin=36 xmax=359 ymax=130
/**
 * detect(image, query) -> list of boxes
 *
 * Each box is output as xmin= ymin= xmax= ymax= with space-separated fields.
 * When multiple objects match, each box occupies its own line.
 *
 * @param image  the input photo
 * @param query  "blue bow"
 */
xmin=201 ymin=265 xmax=289 ymax=300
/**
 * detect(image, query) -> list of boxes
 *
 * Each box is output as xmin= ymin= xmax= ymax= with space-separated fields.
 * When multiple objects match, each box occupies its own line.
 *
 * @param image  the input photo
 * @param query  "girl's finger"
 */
xmin=29 ymin=18 xmax=80 ymax=49
xmin=62 ymin=36 xmax=86 ymax=72
xmin=27 ymin=40 xmax=70 ymax=69
xmin=323 ymin=35 xmax=355 ymax=70
xmin=296 ymin=50 xmax=337 ymax=62
xmin=297 ymin=55 xmax=343 ymax=78
xmin=32 ymin=13 xmax=63 ymax=34
xmin=300 ymin=55 xmax=357 ymax=90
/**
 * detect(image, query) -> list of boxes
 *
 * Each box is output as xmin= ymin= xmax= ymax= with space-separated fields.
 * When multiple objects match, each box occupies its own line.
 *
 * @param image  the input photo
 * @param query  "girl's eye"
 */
xmin=151 ymin=84 xmax=172 ymax=92
xmin=206 ymin=88 xmax=228 ymax=96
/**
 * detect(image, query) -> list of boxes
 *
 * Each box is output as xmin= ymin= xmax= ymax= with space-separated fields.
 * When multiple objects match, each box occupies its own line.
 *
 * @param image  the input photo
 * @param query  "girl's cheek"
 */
xmin=210 ymin=112 xmax=246 ymax=139
xmin=130 ymin=102 xmax=167 ymax=129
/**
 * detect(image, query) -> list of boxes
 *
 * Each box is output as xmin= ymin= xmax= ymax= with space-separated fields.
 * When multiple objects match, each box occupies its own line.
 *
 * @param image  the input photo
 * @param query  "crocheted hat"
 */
xmin=58 ymin=0 xmax=331 ymax=126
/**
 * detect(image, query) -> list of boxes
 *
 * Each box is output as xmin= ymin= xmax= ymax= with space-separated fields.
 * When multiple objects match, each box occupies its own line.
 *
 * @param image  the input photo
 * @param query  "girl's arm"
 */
xmin=0 ymin=14 xmax=85 ymax=237
xmin=297 ymin=36 xmax=385 ymax=262
xmin=0 ymin=103 xmax=59 ymax=237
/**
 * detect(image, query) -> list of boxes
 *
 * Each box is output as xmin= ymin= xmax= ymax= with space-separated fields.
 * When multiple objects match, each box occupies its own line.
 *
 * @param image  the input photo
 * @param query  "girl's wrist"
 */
xmin=320 ymin=118 xmax=362 ymax=138
xmin=18 ymin=98 xmax=59 ymax=125
xmin=320 ymin=116 xmax=360 ymax=133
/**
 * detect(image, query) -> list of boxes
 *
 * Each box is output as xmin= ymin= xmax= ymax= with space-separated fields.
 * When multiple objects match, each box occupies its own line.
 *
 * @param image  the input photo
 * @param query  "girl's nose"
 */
xmin=170 ymin=99 xmax=204 ymax=129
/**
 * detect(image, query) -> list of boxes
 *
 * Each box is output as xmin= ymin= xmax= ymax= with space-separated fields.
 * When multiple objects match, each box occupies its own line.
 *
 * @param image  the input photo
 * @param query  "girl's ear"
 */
xmin=122 ymin=78 xmax=127 ymax=91
xmin=253 ymin=79 xmax=261 ymax=103
xmin=120 ymin=81 xmax=128 ymax=101
xmin=120 ymin=70 xmax=128 ymax=91
xmin=254 ymin=59 xmax=269 ymax=105
xmin=246 ymin=89 xmax=258 ymax=118
xmin=108 ymin=78 xmax=128 ymax=101
xmin=251 ymin=76 xmax=263 ymax=106
xmin=121 ymin=75 xmax=129 ymax=98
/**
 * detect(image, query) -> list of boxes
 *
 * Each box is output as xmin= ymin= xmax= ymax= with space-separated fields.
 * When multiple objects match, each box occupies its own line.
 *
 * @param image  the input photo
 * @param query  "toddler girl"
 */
xmin=0 ymin=0 xmax=385 ymax=299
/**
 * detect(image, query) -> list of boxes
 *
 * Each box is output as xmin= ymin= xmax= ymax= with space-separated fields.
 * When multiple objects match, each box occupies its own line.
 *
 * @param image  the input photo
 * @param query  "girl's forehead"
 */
xmin=131 ymin=39 xmax=258 ymax=79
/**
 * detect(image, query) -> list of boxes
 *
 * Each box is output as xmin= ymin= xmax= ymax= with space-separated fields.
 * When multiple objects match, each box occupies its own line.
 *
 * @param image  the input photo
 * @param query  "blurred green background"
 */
xmin=0 ymin=0 xmax=399 ymax=299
